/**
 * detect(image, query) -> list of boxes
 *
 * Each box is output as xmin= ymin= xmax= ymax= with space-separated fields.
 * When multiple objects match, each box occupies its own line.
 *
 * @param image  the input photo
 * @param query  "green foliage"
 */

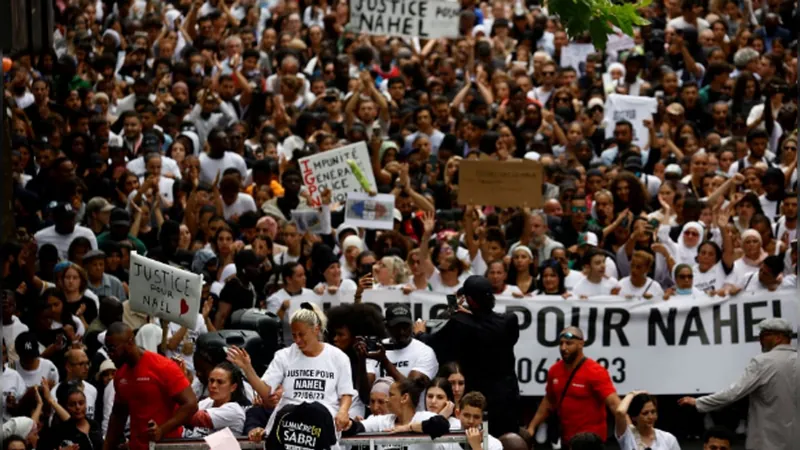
xmin=548 ymin=0 xmax=651 ymax=49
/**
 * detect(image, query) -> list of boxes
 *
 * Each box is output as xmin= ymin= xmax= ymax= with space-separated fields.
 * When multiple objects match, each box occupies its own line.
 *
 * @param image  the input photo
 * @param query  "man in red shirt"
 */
xmin=526 ymin=327 xmax=620 ymax=445
xmin=103 ymin=322 xmax=198 ymax=450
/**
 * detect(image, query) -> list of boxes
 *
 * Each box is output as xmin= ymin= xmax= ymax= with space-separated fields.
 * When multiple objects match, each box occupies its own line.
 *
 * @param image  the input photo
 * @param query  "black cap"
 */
xmin=50 ymin=201 xmax=77 ymax=219
xmin=457 ymin=275 xmax=495 ymax=305
xmin=15 ymin=331 xmax=40 ymax=359
xmin=385 ymin=303 xmax=413 ymax=327
xmin=110 ymin=208 xmax=131 ymax=227
xmin=141 ymin=133 xmax=160 ymax=153
xmin=624 ymin=156 xmax=643 ymax=172
xmin=234 ymin=249 xmax=263 ymax=268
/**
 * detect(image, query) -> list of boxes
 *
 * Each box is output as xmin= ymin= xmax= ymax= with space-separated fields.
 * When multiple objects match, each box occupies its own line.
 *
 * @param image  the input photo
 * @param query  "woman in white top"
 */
xmin=668 ymin=264 xmax=706 ymax=298
xmin=229 ymin=303 xmax=354 ymax=437
xmin=615 ymin=391 xmax=680 ymax=450
xmin=647 ymin=182 xmax=679 ymax=226
xmin=313 ymin=257 xmax=358 ymax=299
xmin=485 ymin=260 xmax=523 ymax=297
xmin=692 ymin=215 xmax=736 ymax=295
xmin=657 ymin=221 xmax=705 ymax=267
xmin=183 ymin=362 xmax=248 ymax=437
xmin=729 ymin=229 xmax=768 ymax=282
xmin=531 ymin=259 xmax=572 ymax=298
xmin=425 ymin=377 xmax=460 ymax=430
xmin=614 ymin=251 xmax=665 ymax=300
xmin=373 ymin=255 xmax=410 ymax=289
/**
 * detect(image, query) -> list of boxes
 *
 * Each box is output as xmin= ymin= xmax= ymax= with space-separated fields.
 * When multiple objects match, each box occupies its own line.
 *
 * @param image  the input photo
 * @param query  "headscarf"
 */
xmin=2 ymin=417 xmax=35 ymax=440
xmin=741 ymin=229 xmax=768 ymax=267
xmin=342 ymin=235 xmax=364 ymax=253
xmin=102 ymin=29 xmax=121 ymax=49
xmin=135 ymin=324 xmax=162 ymax=352
xmin=371 ymin=377 xmax=393 ymax=396
xmin=192 ymin=248 xmax=217 ymax=274
xmin=512 ymin=245 xmax=534 ymax=260
xmin=675 ymin=222 xmax=704 ymax=266
xmin=257 ymin=216 xmax=279 ymax=239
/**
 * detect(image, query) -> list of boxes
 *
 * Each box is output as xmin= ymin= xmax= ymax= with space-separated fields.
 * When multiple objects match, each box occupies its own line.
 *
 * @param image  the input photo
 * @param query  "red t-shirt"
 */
xmin=114 ymin=351 xmax=191 ymax=450
xmin=545 ymin=358 xmax=616 ymax=443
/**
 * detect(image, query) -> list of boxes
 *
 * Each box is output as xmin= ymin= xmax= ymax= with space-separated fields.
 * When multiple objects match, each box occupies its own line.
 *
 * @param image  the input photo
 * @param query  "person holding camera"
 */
xmin=422 ymin=275 xmax=520 ymax=437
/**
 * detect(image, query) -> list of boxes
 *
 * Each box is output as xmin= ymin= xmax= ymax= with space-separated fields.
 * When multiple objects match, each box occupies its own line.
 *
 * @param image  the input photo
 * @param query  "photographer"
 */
xmin=422 ymin=275 xmax=520 ymax=437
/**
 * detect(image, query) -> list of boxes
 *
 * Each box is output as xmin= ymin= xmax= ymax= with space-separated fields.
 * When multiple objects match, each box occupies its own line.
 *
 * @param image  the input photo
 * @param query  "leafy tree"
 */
xmin=547 ymin=0 xmax=651 ymax=49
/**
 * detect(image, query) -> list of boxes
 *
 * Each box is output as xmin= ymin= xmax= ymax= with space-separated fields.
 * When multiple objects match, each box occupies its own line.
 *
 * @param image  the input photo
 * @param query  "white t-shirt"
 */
xmin=136 ymin=175 xmax=175 ymax=206
xmin=262 ymin=343 xmax=355 ymax=431
xmin=2 ymin=316 xmax=29 ymax=362
xmin=184 ymin=397 xmax=246 ymax=436
xmin=733 ymin=271 xmax=795 ymax=294
xmin=266 ymin=288 xmax=321 ymax=319
xmin=199 ymin=152 xmax=248 ymax=186
xmin=222 ymin=193 xmax=257 ymax=221
xmin=758 ymin=194 xmax=781 ymax=223
xmin=428 ymin=271 xmax=467 ymax=295
xmin=52 ymin=380 xmax=98 ymax=420
xmin=366 ymin=339 xmax=439 ymax=381
xmin=572 ymin=277 xmax=619 ymax=298
xmin=163 ymin=314 xmax=208 ymax=374
xmin=358 ymin=411 xmax=454 ymax=450
xmin=126 ymin=155 xmax=182 ymax=179
xmin=616 ymin=276 xmax=665 ymax=299
xmin=730 ymin=259 xmax=760 ymax=286
xmin=692 ymin=262 xmax=729 ymax=294
xmin=2 ymin=366 xmax=28 ymax=421
xmin=34 ymin=225 xmax=98 ymax=260
xmin=564 ymin=270 xmax=584 ymax=291
xmin=616 ymin=425 xmax=681 ymax=450
xmin=16 ymin=358 xmax=60 ymax=388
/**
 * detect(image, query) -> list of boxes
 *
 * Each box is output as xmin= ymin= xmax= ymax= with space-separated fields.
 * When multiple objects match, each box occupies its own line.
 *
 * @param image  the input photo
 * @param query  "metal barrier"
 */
xmin=148 ymin=421 xmax=488 ymax=450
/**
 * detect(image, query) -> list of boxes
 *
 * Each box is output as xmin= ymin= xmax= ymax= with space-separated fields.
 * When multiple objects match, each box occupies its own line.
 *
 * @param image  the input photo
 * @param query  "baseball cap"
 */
xmin=87 ymin=197 xmax=115 ymax=214
xmin=83 ymin=249 xmax=106 ymax=263
xmin=110 ymin=208 xmax=131 ymax=227
xmin=665 ymin=164 xmax=683 ymax=177
xmin=457 ymin=275 xmax=494 ymax=305
xmin=324 ymin=87 xmax=342 ymax=100
xmin=234 ymin=249 xmax=263 ymax=268
xmin=577 ymin=231 xmax=599 ymax=247
xmin=758 ymin=318 xmax=792 ymax=334
xmin=385 ymin=304 xmax=413 ymax=327
xmin=624 ymin=156 xmax=644 ymax=172
xmin=50 ymin=201 xmax=76 ymax=219
xmin=666 ymin=103 xmax=685 ymax=116
xmin=587 ymin=98 xmax=604 ymax=110
xmin=15 ymin=331 xmax=40 ymax=359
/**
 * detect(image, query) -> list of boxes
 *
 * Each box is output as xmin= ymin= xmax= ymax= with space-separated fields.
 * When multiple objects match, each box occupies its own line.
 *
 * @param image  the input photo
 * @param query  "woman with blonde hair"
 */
xmin=373 ymin=255 xmax=410 ymax=288
xmin=230 ymin=303 xmax=355 ymax=441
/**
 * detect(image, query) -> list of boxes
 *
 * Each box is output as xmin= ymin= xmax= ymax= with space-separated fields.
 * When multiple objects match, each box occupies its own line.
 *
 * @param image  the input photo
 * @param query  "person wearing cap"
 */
xmin=13 ymin=331 xmax=60 ymax=388
xmin=85 ymin=249 xmax=128 ymax=301
xmin=423 ymin=275 xmax=521 ymax=437
xmin=34 ymin=202 xmax=98 ymax=260
xmin=527 ymin=327 xmax=621 ymax=446
xmin=679 ymin=317 xmax=798 ymax=450
xmin=362 ymin=303 xmax=438 ymax=396
xmin=85 ymin=197 xmax=116 ymax=235
xmin=96 ymin=207 xmax=148 ymax=255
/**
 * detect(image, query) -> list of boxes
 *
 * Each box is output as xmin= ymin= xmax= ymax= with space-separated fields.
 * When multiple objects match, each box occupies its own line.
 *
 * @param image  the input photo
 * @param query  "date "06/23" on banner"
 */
xmin=516 ymin=357 xmax=627 ymax=384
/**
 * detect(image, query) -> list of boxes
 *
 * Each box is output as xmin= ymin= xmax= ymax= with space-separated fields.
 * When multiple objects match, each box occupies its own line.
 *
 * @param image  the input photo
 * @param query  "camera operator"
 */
xmin=421 ymin=275 xmax=520 ymax=437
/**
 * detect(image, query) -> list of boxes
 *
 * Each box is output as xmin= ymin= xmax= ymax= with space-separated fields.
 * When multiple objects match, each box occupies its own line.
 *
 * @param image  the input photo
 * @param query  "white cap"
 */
xmin=579 ymin=231 xmax=599 ymax=247
xmin=393 ymin=208 xmax=402 ymax=222
xmin=587 ymin=98 xmax=604 ymax=110
xmin=665 ymin=164 xmax=683 ymax=176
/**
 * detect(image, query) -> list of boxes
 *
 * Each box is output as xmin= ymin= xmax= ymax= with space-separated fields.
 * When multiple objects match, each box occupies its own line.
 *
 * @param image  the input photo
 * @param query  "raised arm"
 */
xmin=420 ymin=211 xmax=436 ymax=279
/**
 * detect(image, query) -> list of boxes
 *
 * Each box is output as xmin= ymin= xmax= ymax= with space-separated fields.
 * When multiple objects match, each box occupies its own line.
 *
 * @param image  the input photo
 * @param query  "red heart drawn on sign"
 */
xmin=180 ymin=299 xmax=189 ymax=315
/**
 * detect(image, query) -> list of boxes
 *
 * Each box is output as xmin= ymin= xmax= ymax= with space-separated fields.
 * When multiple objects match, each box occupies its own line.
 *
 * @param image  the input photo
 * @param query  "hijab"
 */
xmin=675 ymin=221 xmax=704 ymax=265
xmin=741 ymin=229 xmax=768 ymax=267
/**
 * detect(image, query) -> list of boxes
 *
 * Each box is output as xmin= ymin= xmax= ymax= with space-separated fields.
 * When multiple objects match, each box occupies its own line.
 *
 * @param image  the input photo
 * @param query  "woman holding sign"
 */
xmin=227 ymin=303 xmax=355 ymax=440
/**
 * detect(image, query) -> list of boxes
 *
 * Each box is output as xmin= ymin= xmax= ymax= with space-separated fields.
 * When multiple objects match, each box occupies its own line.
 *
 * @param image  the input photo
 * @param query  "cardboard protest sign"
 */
xmin=129 ymin=252 xmax=203 ymax=328
xmin=457 ymin=160 xmax=543 ymax=208
xmin=603 ymin=94 xmax=658 ymax=150
xmin=298 ymin=142 xmax=377 ymax=207
xmin=349 ymin=0 xmax=460 ymax=39
xmin=344 ymin=192 xmax=395 ymax=230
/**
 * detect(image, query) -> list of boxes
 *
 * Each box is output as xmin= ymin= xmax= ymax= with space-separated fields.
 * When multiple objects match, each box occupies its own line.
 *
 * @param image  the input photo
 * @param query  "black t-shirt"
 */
xmin=219 ymin=277 xmax=256 ymax=326
xmin=266 ymin=402 xmax=337 ymax=450
xmin=65 ymin=296 xmax=98 ymax=326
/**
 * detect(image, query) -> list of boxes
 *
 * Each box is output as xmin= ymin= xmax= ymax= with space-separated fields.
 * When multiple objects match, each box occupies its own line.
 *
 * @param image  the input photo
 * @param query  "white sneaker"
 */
xmin=552 ymin=438 xmax=562 ymax=450
xmin=736 ymin=419 xmax=747 ymax=435
xmin=535 ymin=424 xmax=548 ymax=444
xmin=704 ymin=413 xmax=714 ymax=430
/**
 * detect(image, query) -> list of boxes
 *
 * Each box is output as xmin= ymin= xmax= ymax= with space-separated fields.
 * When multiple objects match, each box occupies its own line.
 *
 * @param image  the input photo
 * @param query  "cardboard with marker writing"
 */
xmin=457 ymin=160 xmax=543 ymax=208
xmin=129 ymin=252 xmax=203 ymax=328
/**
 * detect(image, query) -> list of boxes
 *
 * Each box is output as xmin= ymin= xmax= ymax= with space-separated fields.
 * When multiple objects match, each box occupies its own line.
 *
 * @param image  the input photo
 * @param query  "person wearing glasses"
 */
xmin=526 ymin=327 xmax=620 ymax=448
xmin=614 ymin=391 xmax=680 ymax=450
xmin=50 ymin=349 xmax=98 ymax=421
xmin=668 ymin=264 xmax=705 ymax=297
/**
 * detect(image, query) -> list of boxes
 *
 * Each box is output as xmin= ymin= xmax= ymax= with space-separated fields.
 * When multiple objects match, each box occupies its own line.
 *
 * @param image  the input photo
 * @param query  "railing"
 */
xmin=147 ymin=422 xmax=488 ymax=450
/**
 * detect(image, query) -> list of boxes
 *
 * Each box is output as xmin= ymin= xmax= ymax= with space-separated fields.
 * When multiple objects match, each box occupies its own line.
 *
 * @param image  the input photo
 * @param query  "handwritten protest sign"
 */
xmin=129 ymin=252 xmax=203 ymax=328
xmin=298 ymin=142 xmax=377 ymax=207
xmin=349 ymin=0 xmax=460 ymax=39
xmin=603 ymin=94 xmax=658 ymax=150
xmin=457 ymin=160 xmax=543 ymax=208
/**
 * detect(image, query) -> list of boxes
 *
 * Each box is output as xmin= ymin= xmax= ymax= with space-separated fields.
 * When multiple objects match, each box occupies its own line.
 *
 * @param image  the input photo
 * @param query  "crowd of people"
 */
xmin=2 ymin=0 xmax=799 ymax=448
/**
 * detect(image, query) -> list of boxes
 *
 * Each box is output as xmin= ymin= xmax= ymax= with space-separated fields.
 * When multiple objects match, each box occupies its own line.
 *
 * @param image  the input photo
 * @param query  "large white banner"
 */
xmin=349 ymin=0 xmax=461 ymax=39
xmin=343 ymin=290 xmax=799 ymax=396
xmin=129 ymin=252 xmax=203 ymax=328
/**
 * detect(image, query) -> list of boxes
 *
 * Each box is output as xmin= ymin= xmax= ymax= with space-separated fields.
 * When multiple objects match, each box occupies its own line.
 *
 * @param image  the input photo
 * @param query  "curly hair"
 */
xmin=326 ymin=303 xmax=388 ymax=342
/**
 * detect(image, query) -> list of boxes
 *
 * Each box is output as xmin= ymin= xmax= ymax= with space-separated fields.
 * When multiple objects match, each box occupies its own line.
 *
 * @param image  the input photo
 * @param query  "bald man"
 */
xmin=543 ymin=199 xmax=563 ymax=217
xmin=499 ymin=433 xmax=529 ymax=450
xmin=51 ymin=348 xmax=98 ymax=420
xmin=104 ymin=322 xmax=198 ymax=450
xmin=527 ymin=327 xmax=620 ymax=446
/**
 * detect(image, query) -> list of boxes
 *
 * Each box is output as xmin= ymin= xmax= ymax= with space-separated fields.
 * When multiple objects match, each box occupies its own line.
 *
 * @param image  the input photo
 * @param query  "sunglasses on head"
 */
xmin=559 ymin=332 xmax=583 ymax=341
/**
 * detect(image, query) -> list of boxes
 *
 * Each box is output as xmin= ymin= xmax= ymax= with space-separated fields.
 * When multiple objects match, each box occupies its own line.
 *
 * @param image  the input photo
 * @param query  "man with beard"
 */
xmin=526 ymin=327 xmax=620 ymax=447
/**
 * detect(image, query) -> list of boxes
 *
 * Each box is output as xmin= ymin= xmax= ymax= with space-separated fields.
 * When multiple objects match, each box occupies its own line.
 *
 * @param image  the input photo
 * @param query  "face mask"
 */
xmin=676 ymin=287 xmax=692 ymax=295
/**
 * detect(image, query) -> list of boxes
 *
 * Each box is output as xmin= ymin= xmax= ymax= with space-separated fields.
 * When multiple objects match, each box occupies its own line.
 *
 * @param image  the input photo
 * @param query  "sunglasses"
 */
xmin=572 ymin=206 xmax=588 ymax=213
xmin=559 ymin=332 xmax=583 ymax=341
xmin=678 ymin=274 xmax=694 ymax=280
